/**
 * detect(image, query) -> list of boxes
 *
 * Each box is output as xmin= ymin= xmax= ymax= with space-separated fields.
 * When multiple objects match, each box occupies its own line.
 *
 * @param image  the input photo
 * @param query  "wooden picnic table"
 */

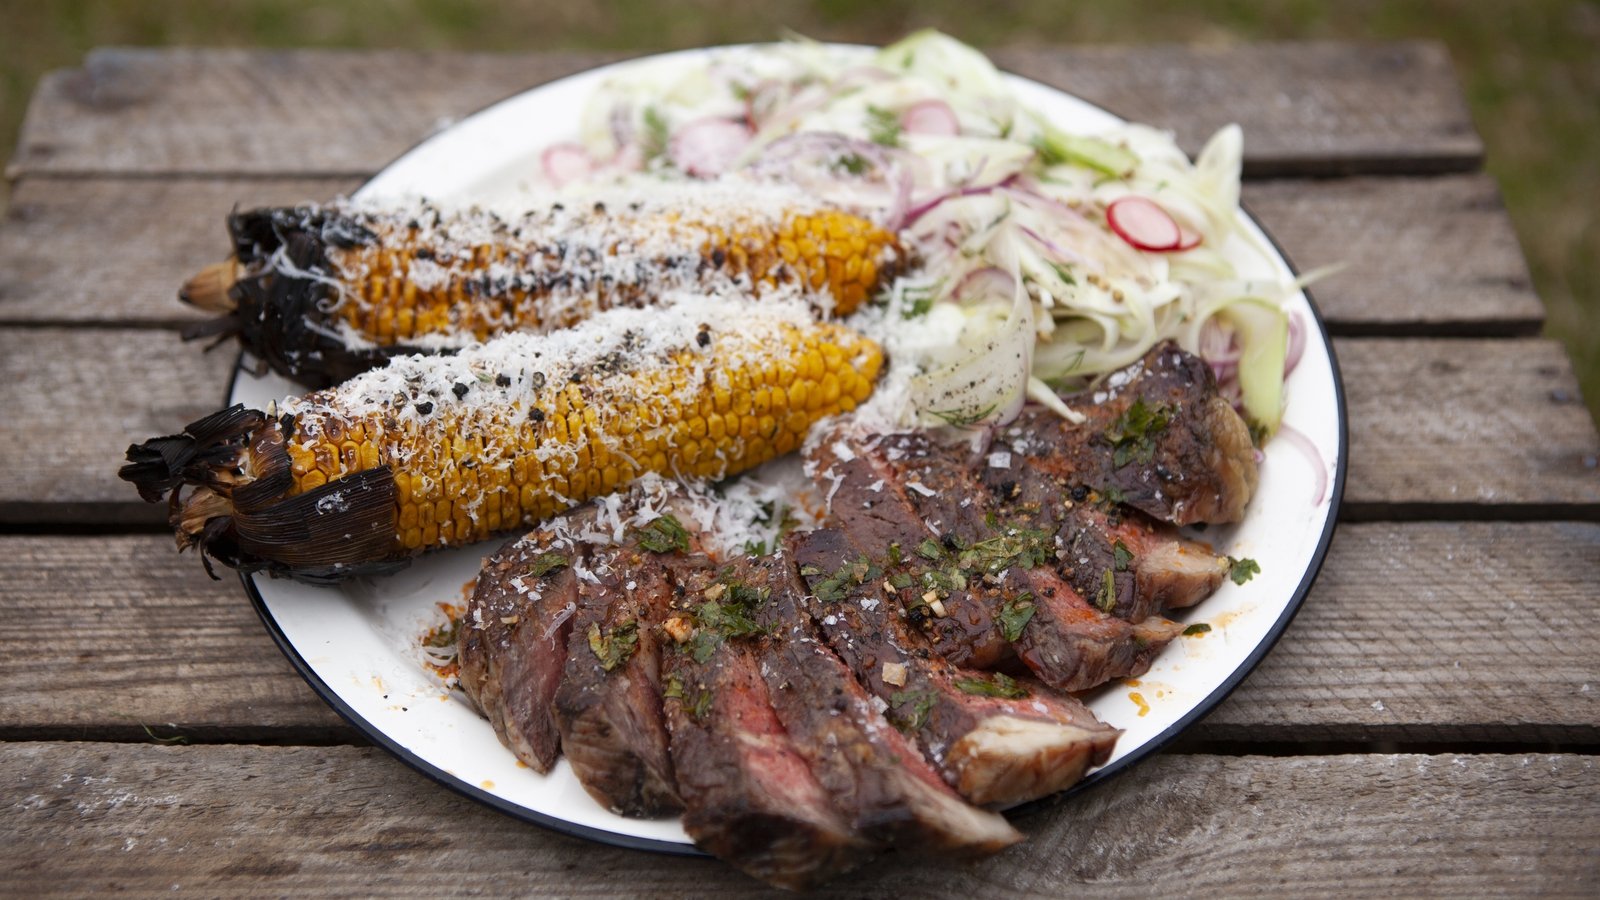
xmin=2 ymin=42 xmax=1597 ymax=895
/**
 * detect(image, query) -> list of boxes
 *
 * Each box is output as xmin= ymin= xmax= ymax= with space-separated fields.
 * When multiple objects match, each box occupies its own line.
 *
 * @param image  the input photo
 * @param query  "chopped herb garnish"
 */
xmin=634 ymin=514 xmax=690 ymax=554
xmin=1048 ymin=261 xmax=1078 ymax=286
xmin=999 ymin=592 xmax=1036 ymax=642
xmin=901 ymin=286 xmax=937 ymax=319
xmin=587 ymin=620 xmax=639 ymax=671
xmin=663 ymin=673 xmax=685 ymax=699
xmin=687 ymin=580 xmax=771 ymax=662
xmin=1183 ymin=623 xmax=1213 ymax=636
xmin=528 ymin=552 xmax=569 ymax=578
xmin=809 ymin=555 xmax=879 ymax=603
xmin=1227 ymin=556 xmax=1261 ymax=585
xmin=954 ymin=672 xmax=1029 ymax=699
xmin=1112 ymin=540 xmax=1135 ymax=572
xmin=917 ymin=539 xmax=946 ymax=561
xmin=423 ymin=617 xmax=461 ymax=650
xmin=690 ymin=687 xmax=715 ymax=720
xmin=887 ymin=542 xmax=904 ymax=565
xmin=641 ymin=106 xmax=670 ymax=161
xmin=866 ymin=105 xmax=902 ymax=147
xmin=1105 ymin=398 xmax=1173 ymax=467
xmin=888 ymin=689 xmax=936 ymax=732
xmin=1096 ymin=568 xmax=1118 ymax=613
xmin=889 ymin=572 xmax=913 ymax=590
xmin=955 ymin=527 xmax=1054 ymax=575
xmin=834 ymin=152 xmax=871 ymax=175
xmin=1098 ymin=484 xmax=1127 ymax=508
xmin=926 ymin=403 xmax=997 ymax=428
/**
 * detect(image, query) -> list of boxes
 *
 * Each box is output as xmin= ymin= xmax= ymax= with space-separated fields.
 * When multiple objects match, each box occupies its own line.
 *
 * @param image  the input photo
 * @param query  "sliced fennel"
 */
xmin=567 ymin=31 xmax=1316 ymax=441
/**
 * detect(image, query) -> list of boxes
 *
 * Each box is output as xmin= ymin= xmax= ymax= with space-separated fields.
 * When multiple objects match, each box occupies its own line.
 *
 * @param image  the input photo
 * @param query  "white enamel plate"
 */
xmin=233 ymin=45 xmax=1347 ymax=853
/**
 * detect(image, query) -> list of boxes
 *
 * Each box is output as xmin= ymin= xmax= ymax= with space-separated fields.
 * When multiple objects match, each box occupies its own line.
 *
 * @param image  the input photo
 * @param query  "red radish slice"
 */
xmin=670 ymin=117 xmax=754 ymax=178
xmin=901 ymin=99 xmax=960 ymax=136
xmin=541 ymin=143 xmax=595 ymax=187
xmin=1174 ymin=228 xmax=1203 ymax=251
xmin=1106 ymin=196 xmax=1183 ymax=251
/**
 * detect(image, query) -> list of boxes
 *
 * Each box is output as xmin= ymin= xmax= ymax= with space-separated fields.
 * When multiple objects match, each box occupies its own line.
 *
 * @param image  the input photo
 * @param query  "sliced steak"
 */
xmin=553 ymin=541 xmax=682 ymax=816
xmin=978 ymin=458 xmax=1229 ymax=621
xmin=458 ymin=530 xmax=584 ymax=773
xmin=791 ymin=527 xmax=1120 ymax=807
xmin=659 ymin=559 xmax=872 ymax=889
xmin=816 ymin=430 xmax=1184 ymax=691
xmin=1001 ymin=341 xmax=1259 ymax=526
xmin=734 ymin=553 xmax=1021 ymax=854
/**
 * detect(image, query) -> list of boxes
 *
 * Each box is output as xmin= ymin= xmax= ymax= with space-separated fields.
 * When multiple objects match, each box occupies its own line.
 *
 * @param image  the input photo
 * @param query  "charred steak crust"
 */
xmin=659 ymin=557 xmax=875 ymax=889
xmin=553 ymin=541 xmax=683 ymax=816
xmin=1002 ymin=341 xmax=1260 ymax=527
xmin=457 ymin=523 xmax=589 ymax=773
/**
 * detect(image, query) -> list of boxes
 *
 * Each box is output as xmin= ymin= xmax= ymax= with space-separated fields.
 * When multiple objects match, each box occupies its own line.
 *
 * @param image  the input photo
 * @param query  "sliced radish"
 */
xmin=901 ymin=99 xmax=960 ymax=136
xmin=1106 ymin=196 xmax=1182 ymax=251
xmin=1173 ymin=228 xmax=1203 ymax=251
xmin=669 ymin=117 xmax=754 ymax=178
xmin=541 ymin=143 xmax=595 ymax=187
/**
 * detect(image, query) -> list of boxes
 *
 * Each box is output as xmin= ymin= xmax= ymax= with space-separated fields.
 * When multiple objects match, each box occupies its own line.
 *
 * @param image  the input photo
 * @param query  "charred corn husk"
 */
xmin=182 ymin=187 xmax=905 ymax=385
xmin=123 ymin=297 xmax=884 ymax=582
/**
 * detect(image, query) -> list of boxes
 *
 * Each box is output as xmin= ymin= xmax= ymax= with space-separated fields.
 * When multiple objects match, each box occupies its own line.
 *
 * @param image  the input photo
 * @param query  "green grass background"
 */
xmin=3 ymin=1 xmax=1595 ymax=422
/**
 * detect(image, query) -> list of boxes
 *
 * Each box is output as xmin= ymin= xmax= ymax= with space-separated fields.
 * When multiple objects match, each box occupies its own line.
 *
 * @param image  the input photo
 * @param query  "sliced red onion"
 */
xmin=670 ymin=117 xmax=754 ymax=178
xmin=1018 ymin=224 xmax=1090 ymax=267
xmin=541 ymin=143 xmax=595 ymax=187
xmin=1107 ymin=196 xmax=1183 ymax=251
xmin=952 ymin=267 xmax=1016 ymax=302
xmin=1275 ymin=422 xmax=1330 ymax=507
xmin=902 ymin=182 xmax=1008 ymax=227
xmin=742 ymin=78 xmax=784 ymax=129
xmin=1005 ymin=181 xmax=1091 ymax=224
xmin=1285 ymin=311 xmax=1307 ymax=376
xmin=902 ymin=99 xmax=961 ymax=136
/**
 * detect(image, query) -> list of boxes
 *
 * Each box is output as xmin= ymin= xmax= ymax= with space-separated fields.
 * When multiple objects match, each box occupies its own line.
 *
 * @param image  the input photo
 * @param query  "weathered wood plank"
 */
xmin=1337 ymin=339 xmax=1600 ymax=517
xmin=0 ymin=174 xmax=1543 ymax=335
xmin=10 ymin=43 xmax=1481 ymax=180
xmin=3 ymin=524 xmax=1593 ymax=744
xmin=2 ymin=330 xmax=1594 ymax=524
xmin=0 ymin=177 xmax=360 ymax=327
xmin=1242 ymin=175 xmax=1542 ymax=335
xmin=0 ymin=536 xmax=350 ymax=743
xmin=1201 ymin=521 xmax=1600 ymax=744
xmin=5 ymin=744 xmax=1593 ymax=896
xmin=0 ymin=329 xmax=233 ymax=526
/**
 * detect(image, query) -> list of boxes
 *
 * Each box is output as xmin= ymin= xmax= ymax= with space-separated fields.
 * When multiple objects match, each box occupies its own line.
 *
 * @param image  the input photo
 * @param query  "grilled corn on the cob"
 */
xmin=183 ymin=188 xmax=905 ymax=384
xmin=123 ymin=297 xmax=884 ymax=582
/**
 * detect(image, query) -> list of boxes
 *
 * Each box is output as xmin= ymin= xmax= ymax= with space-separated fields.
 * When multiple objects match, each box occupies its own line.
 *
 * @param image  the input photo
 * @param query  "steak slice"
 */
xmin=977 ymin=457 xmax=1229 ymax=621
xmin=457 ymin=520 xmax=588 ymax=773
xmin=791 ymin=527 xmax=1120 ymax=807
xmin=659 ymin=560 xmax=872 ymax=889
xmin=1001 ymin=341 xmax=1259 ymax=526
xmin=816 ymin=430 xmax=1184 ymax=691
xmin=734 ymin=553 xmax=1021 ymax=854
xmin=553 ymin=540 xmax=682 ymax=816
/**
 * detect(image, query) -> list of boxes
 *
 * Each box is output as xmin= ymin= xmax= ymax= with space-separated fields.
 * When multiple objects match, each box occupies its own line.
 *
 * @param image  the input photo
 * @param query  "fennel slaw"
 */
xmin=550 ymin=31 xmax=1308 ymax=441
